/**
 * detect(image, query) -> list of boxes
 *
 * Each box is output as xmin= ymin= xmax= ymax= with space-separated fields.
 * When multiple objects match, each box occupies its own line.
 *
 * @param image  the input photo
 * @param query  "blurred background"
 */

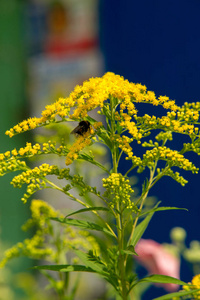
xmin=0 ymin=0 xmax=200 ymax=299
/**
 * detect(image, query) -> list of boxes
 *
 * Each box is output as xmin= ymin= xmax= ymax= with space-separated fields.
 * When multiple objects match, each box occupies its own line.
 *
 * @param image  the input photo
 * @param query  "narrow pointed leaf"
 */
xmin=78 ymin=153 xmax=110 ymax=174
xmin=121 ymin=249 xmax=138 ymax=256
xmin=129 ymin=204 xmax=158 ymax=247
xmin=73 ymin=249 xmax=119 ymax=290
xmin=51 ymin=217 xmax=116 ymax=237
xmin=65 ymin=206 xmax=110 ymax=218
xmin=73 ymin=249 xmax=108 ymax=274
xmin=139 ymin=206 xmax=187 ymax=219
xmin=121 ymin=245 xmax=138 ymax=256
xmin=34 ymin=264 xmax=95 ymax=273
xmin=138 ymin=274 xmax=187 ymax=286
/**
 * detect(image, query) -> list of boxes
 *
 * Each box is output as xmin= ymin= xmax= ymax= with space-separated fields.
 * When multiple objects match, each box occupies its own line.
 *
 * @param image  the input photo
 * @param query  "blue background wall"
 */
xmin=100 ymin=0 xmax=200 ymax=297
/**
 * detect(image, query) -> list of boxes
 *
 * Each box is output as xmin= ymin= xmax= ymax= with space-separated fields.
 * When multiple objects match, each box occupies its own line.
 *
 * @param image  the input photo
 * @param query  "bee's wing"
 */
xmin=71 ymin=124 xmax=82 ymax=134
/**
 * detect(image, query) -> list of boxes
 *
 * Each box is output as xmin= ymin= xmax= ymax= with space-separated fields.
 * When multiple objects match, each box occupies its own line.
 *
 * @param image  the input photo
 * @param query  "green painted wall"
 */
xmin=0 ymin=0 xmax=31 ymax=280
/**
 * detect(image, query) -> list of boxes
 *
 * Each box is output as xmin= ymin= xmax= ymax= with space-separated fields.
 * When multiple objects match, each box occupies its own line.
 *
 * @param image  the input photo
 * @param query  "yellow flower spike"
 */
xmin=102 ymin=173 xmax=137 ymax=212
xmin=65 ymin=131 xmax=92 ymax=166
xmin=5 ymin=72 xmax=186 ymax=138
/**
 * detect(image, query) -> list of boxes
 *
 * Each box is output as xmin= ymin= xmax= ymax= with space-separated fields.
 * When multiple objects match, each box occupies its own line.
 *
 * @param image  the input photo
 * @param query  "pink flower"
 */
xmin=135 ymin=239 xmax=180 ymax=292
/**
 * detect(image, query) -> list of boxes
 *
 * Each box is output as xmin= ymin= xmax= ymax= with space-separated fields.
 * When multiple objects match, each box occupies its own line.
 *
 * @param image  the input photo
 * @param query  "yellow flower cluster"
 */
xmin=0 ymin=200 xmax=59 ymax=268
xmin=0 ymin=143 xmax=40 ymax=161
xmin=118 ymin=110 xmax=143 ymax=142
xmin=178 ymin=102 xmax=200 ymax=122
xmin=0 ymin=141 xmax=67 ymax=162
xmin=12 ymin=163 xmax=59 ymax=188
xmin=64 ymin=227 xmax=100 ymax=256
xmin=138 ymin=107 xmax=199 ymax=136
xmin=116 ymin=135 xmax=134 ymax=159
xmin=182 ymin=274 xmax=200 ymax=299
xmin=142 ymin=146 xmax=198 ymax=173
xmin=65 ymin=131 xmax=92 ymax=165
xmin=125 ymin=121 xmax=142 ymax=141
xmin=160 ymin=115 xmax=196 ymax=135
xmin=93 ymin=121 xmax=103 ymax=130
xmin=2 ymin=71 xmax=200 ymax=198
xmin=5 ymin=117 xmax=42 ymax=137
xmin=0 ymin=157 xmax=27 ymax=176
xmin=11 ymin=164 xmax=60 ymax=203
xmin=0 ymin=235 xmax=53 ymax=269
xmin=115 ymin=134 xmax=142 ymax=165
xmin=5 ymin=97 xmax=71 ymax=137
xmin=5 ymin=72 xmax=180 ymax=138
xmin=0 ymin=140 xmax=72 ymax=179
xmin=0 ymin=199 xmax=100 ymax=268
xmin=23 ymin=199 xmax=59 ymax=229
xmin=155 ymin=131 xmax=173 ymax=142
xmin=102 ymin=173 xmax=137 ymax=211
xmin=163 ymin=168 xmax=188 ymax=186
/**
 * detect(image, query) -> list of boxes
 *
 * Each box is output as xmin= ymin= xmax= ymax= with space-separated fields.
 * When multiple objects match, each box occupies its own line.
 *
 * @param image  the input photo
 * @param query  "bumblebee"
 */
xmin=71 ymin=120 xmax=91 ymax=136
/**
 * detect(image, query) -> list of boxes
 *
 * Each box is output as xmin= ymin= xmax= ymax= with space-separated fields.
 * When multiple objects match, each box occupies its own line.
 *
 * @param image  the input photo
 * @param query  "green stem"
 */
xmin=118 ymin=219 xmax=128 ymax=299
xmin=127 ymin=137 xmax=170 ymax=249
xmin=110 ymin=96 xmax=128 ymax=299
xmin=110 ymin=96 xmax=117 ymax=174
xmin=127 ymin=162 xmax=157 ymax=248
xmin=124 ymin=164 xmax=137 ymax=178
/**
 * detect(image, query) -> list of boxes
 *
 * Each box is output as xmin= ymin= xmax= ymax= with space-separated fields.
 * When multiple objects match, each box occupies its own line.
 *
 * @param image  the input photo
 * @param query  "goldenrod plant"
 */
xmin=1 ymin=72 xmax=200 ymax=299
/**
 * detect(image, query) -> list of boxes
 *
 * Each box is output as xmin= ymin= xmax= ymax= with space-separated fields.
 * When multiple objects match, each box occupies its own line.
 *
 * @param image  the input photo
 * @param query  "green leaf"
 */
xmin=153 ymin=289 xmax=200 ymax=300
xmin=73 ymin=249 xmax=119 ymax=290
xmin=65 ymin=206 xmax=110 ymax=218
xmin=73 ymin=249 xmax=107 ymax=274
xmin=121 ymin=249 xmax=138 ymax=256
xmin=39 ymin=269 xmax=64 ymax=293
xmin=102 ymin=105 xmax=111 ymax=120
xmin=128 ymin=204 xmax=159 ymax=247
xmin=78 ymin=153 xmax=110 ymax=174
xmin=129 ymin=274 xmax=188 ymax=295
xmin=121 ymin=245 xmax=138 ymax=256
xmin=138 ymin=274 xmax=187 ymax=286
xmin=34 ymin=252 xmax=120 ymax=290
xmin=34 ymin=264 xmax=96 ymax=273
xmin=51 ymin=217 xmax=116 ymax=237
xmin=98 ymin=131 xmax=112 ymax=149
xmin=139 ymin=206 xmax=188 ymax=219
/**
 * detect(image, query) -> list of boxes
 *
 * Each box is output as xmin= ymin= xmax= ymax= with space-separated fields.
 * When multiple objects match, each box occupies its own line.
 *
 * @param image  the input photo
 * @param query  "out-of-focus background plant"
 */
xmin=1 ymin=1 xmax=200 ymax=299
